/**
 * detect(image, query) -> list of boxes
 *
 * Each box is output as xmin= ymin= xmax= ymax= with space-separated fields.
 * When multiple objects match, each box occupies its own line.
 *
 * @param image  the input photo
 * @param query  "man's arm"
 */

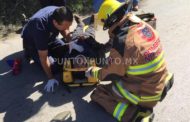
xmin=87 ymin=49 xmax=126 ymax=81
xmin=38 ymin=50 xmax=53 ymax=79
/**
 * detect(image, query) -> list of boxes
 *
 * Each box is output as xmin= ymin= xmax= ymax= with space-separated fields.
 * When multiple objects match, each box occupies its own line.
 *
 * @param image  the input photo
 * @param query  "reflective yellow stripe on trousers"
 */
xmin=113 ymin=102 xmax=128 ymax=121
xmin=115 ymin=81 xmax=162 ymax=103
xmin=115 ymin=82 xmax=140 ymax=104
xmin=127 ymin=52 xmax=165 ymax=75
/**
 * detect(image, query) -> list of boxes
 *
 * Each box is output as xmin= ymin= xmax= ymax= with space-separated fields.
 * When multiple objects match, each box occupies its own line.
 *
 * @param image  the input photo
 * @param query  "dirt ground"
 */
xmin=1 ymin=0 xmax=190 ymax=122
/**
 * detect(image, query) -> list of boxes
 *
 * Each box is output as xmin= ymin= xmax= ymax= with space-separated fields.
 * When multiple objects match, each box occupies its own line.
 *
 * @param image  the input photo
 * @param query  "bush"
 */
xmin=0 ymin=0 xmax=40 ymax=25
xmin=67 ymin=0 xmax=93 ymax=14
xmin=0 ymin=0 xmax=93 ymax=26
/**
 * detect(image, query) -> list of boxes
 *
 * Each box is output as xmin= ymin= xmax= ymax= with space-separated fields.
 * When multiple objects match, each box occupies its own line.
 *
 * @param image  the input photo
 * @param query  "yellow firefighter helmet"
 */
xmin=97 ymin=0 xmax=123 ymax=25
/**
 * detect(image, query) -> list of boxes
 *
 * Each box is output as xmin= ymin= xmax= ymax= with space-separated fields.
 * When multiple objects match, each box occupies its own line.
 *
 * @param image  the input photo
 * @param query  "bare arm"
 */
xmin=38 ymin=50 xmax=53 ymax=79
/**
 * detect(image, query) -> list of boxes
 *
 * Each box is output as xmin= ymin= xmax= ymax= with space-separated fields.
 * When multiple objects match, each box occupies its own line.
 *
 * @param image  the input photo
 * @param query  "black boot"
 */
xmin=74 ymin=15 xmax=84 ymax=26
xmin=89 ymin=14 xmax=94 ymax=25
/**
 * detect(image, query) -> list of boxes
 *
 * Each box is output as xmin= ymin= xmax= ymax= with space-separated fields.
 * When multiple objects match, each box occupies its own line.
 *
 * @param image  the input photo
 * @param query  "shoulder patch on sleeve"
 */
xmin=137 ymin=25 xmax=155 ymax=42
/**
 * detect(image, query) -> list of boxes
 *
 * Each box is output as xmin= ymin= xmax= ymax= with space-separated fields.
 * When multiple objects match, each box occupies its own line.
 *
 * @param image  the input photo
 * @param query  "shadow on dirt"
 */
xmin=0 ymin=51 xmax=115 ymax=122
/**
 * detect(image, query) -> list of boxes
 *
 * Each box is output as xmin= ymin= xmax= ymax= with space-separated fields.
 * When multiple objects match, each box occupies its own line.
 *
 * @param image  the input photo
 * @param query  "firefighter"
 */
xmin=85 ymin=0 xmax=174 ymax=121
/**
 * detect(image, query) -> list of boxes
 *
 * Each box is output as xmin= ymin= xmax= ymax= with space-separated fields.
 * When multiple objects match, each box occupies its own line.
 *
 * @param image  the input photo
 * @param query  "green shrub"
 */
xmin=67 ymin=0 xmax=93 ymax=14
xmin=0 ymin=0 xmax=40 ymax=25
xmin=0 ymin=0 xmax=93 ymax=25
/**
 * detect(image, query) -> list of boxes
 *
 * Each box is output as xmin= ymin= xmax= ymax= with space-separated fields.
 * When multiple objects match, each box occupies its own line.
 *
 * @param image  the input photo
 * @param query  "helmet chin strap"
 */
xmin=103 ymin=0 xmax=133 ymax=30
xmin=109 ymin=13 xmax=132 ymax=37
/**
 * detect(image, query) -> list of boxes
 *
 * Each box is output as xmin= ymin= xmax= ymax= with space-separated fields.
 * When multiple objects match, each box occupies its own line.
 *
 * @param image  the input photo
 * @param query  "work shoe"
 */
xmin=74 ymin=15 xmax=84 ymax=26
xmin=140 ymin=113 xmax=154 ymax=122
xmin=134 ymin=107 xmax=154 ymax=122
xmin=89 ymin=14 xmax=95 ymax=25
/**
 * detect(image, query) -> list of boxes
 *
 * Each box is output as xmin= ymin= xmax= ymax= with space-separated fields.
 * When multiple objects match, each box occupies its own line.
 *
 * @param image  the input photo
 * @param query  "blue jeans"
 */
xmin=93 ymin=0 xmax=103 ymax=13
xmin=133 ymin=0 xmax=139 ymax=6
xmin=117 ymin=0 xmax=139 ymax=6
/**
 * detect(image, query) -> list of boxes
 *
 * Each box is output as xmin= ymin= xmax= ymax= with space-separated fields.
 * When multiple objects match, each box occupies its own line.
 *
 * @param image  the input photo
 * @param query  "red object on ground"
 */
xmin=12 ymin=59 xmax=22 ymax=75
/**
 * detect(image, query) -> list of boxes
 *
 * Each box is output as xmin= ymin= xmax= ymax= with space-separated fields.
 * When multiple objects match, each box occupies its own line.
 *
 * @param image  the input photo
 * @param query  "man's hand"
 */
xmin=85 ymin=66 xmax=101 ymax=79
xmin=44 ymin=79 xmax=59 ymax=92
xmin=60 ymin=29 xmax=72 ymax=42
xmin=85 ymin=67 xmax=93 ymax=78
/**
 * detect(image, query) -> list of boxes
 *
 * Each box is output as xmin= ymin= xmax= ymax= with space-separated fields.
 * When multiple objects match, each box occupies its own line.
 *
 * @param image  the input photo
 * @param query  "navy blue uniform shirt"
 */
xmin=22 ymin=6 xmax=59 ymax=51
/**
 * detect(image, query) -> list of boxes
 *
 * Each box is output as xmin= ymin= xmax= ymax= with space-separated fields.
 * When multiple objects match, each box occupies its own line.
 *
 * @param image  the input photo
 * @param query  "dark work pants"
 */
xmin=23 ymin=38 xmax=68 ymax=74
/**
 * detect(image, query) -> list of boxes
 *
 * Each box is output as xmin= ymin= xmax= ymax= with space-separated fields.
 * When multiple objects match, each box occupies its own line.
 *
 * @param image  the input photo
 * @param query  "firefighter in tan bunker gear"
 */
xmin=85 ymin=0 xmax=174 ymax=122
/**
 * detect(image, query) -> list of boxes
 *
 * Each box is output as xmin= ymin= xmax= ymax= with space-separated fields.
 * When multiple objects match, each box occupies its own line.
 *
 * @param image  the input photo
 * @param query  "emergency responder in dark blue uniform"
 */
xmin=21 ymin=6 xmax=75 ymax=92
